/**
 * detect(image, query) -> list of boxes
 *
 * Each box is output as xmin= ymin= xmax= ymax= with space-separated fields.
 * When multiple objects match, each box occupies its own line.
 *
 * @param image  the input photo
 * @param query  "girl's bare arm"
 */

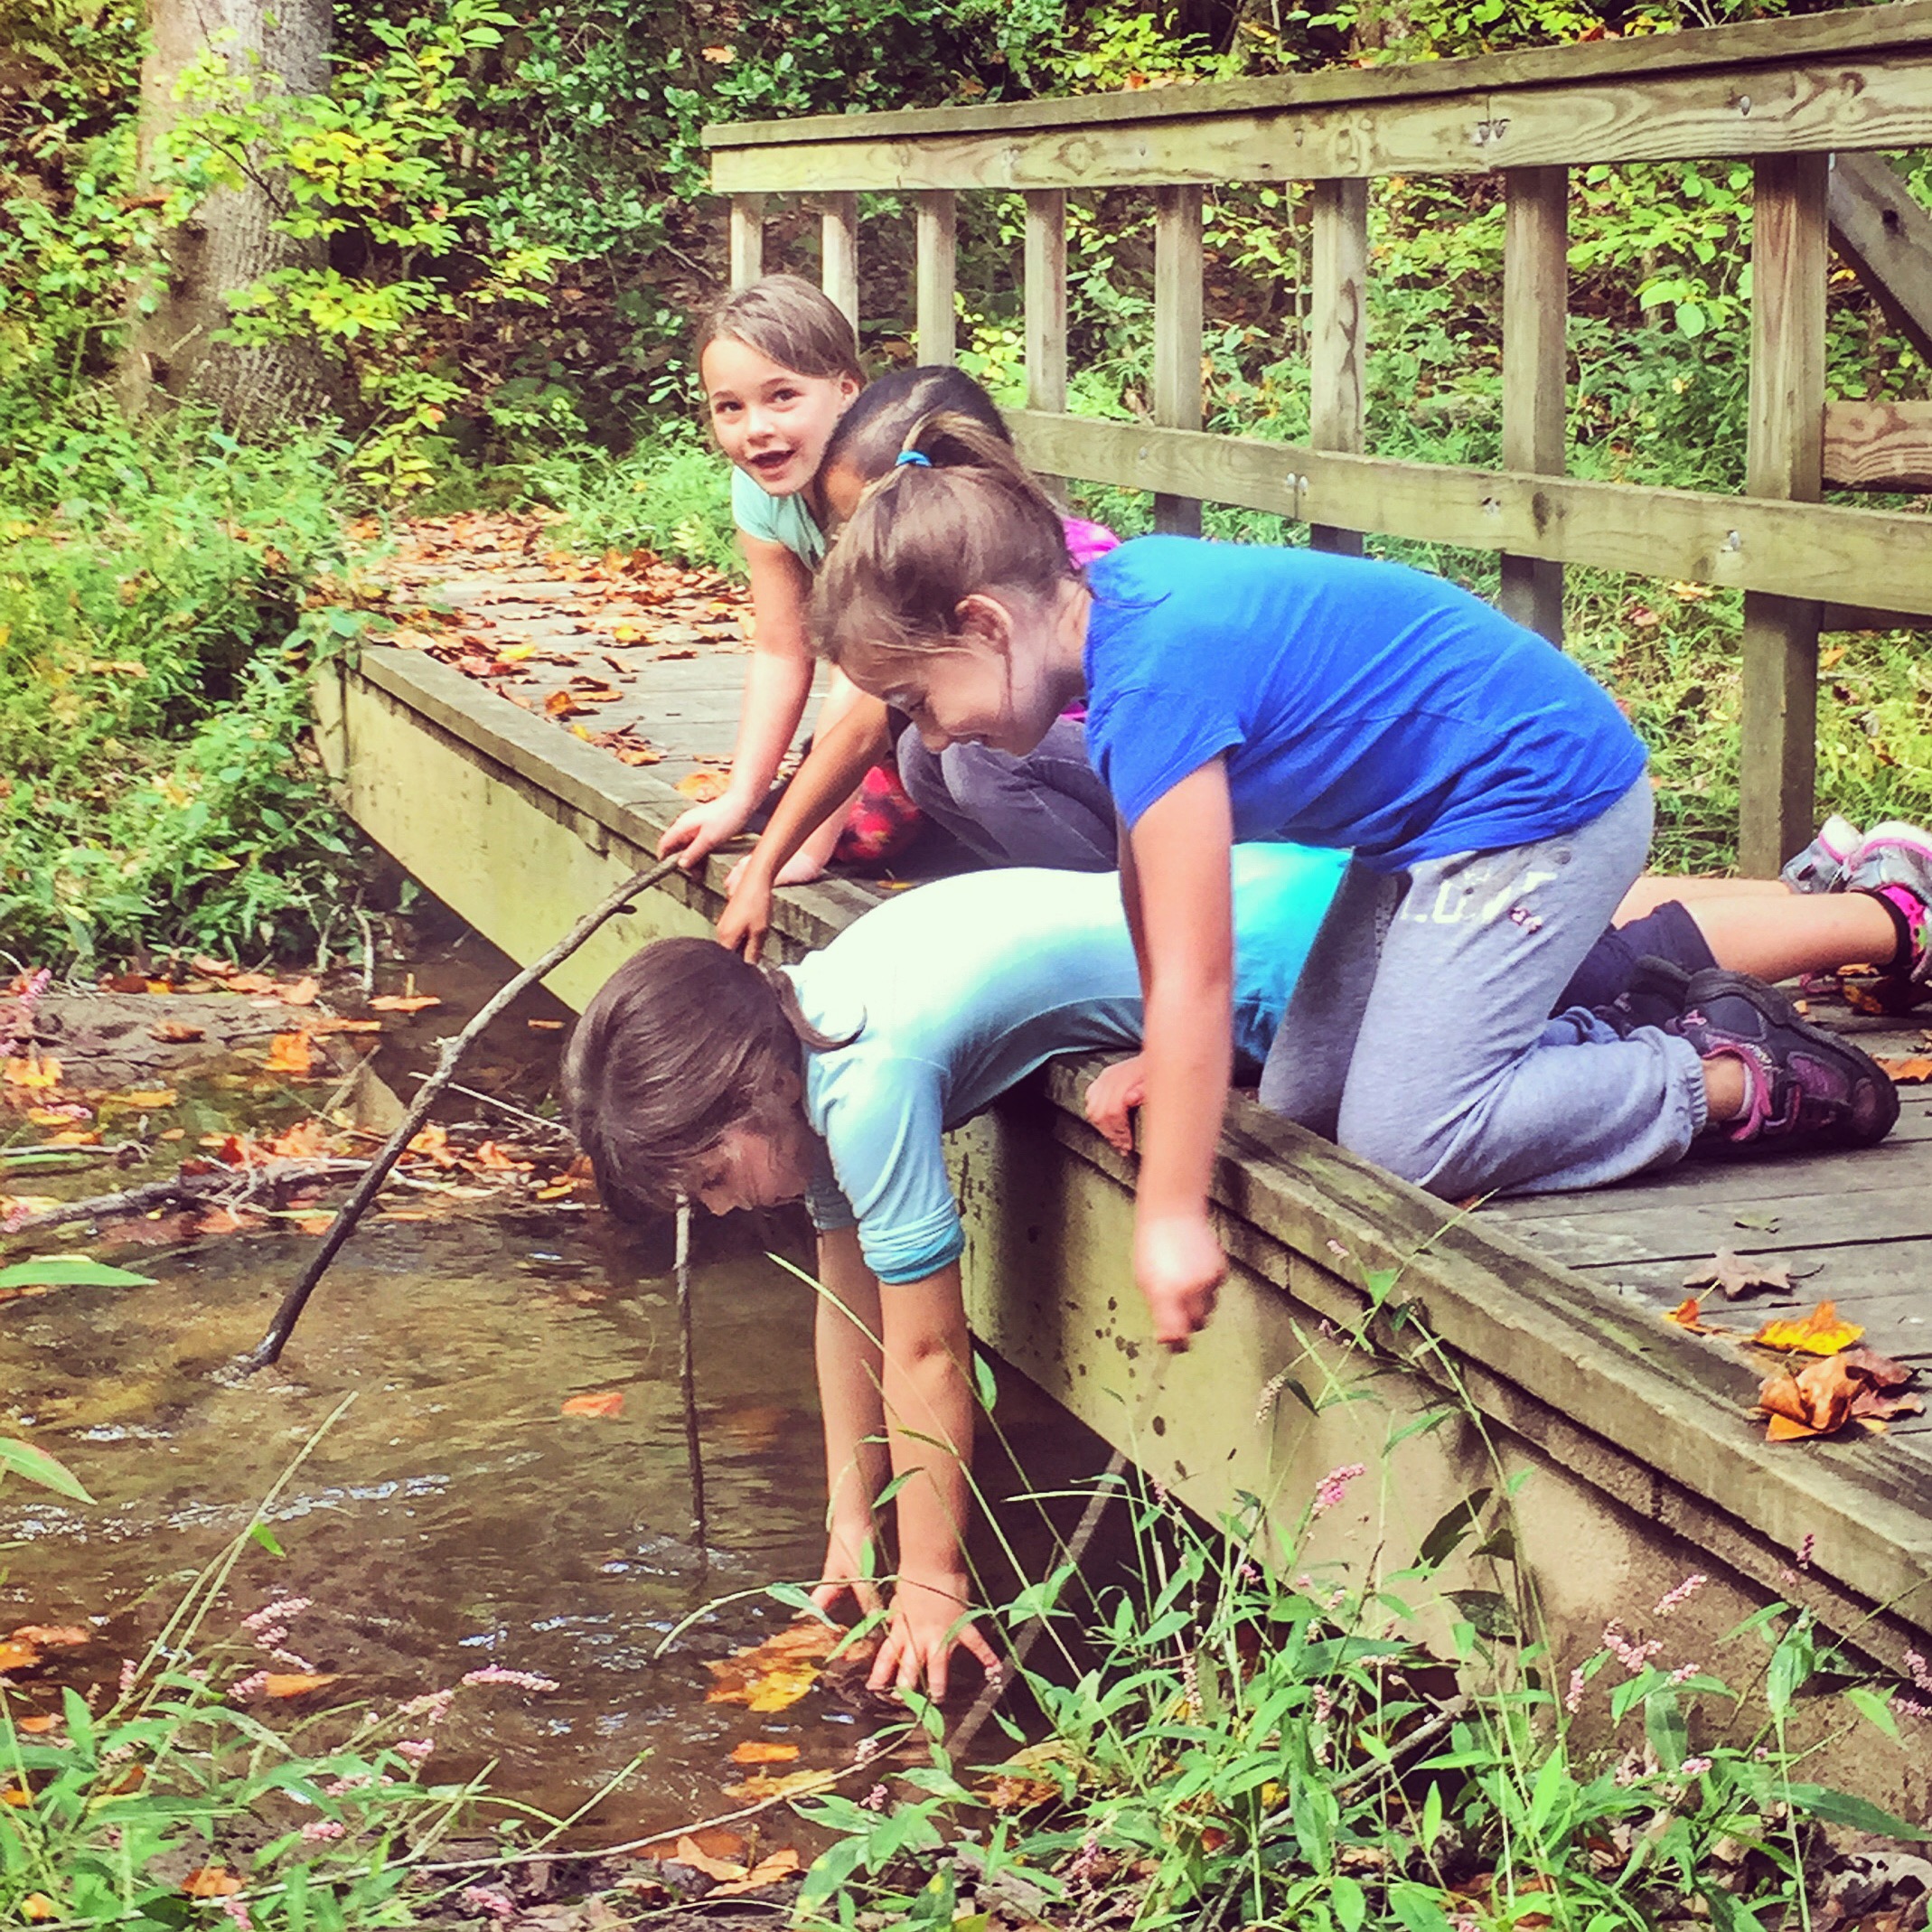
xmin=659 ymin=533 xmax=816 ymax=868
xmin=811 ymin=1226 xmax=891 ymax=1615
xmin=1124 ymin=761 xmax=1235 ymax=1348
xmin=717 ymin=689 xmax=895 ymax=961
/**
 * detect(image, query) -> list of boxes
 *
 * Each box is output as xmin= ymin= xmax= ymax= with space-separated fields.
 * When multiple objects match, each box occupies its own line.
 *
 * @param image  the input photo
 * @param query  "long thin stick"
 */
xmin=237 ymin=855 xmax=684 ymax=1373
xmin=676 ymin=1198 xmax=708 ymax=1552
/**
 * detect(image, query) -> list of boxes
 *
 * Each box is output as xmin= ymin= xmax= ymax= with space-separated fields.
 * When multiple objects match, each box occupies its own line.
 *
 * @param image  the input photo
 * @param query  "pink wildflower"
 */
xmin=1564 ymin=1666 xmax=1588 ymax=1714
xmin=398 ymin=1689 xmax=455 ymax=1725
xmin=1681 ymin=1756 xmax=1712 ymax=1777
xmin=1599 ymin=1621 xmax=1662 ymax=1676
xmin=1312 ymin=1464 xmax=1366 ymax=1518
xmin=461 ymin=1889 xmax=516 ymax=1920
xmin=271 ymin=1649 xmax=318 ymax=1674
xmin=242 ymin=1598 xmax=311 ymax=1634
xmin=221 ymin=1896 xmax=253 ymax=1932
xmin=229 ymin=1672 xmax=269 ymax=1702
xmin=118 ymin=1658 xmax=138 ymax=1695
xmin=299 ymin=1820 xmax=344 ymax=1843
xmin=1796 ymin=1533 xmax=1815 ymax=1570
xmin=459 ymin=1666 xmax=558 ymax=1693
xmin=395 ymin=1739 xmax=434 ymax=1766
xmin=1890 ymin=1695 xmax=1932 ymax=1721
xmin=861 ymin=1783 xmax=888 ymax=1811
xmin=1670 ymin=1662 xmax=1700 ymax=1685
xmin=1904 ymin=1651 xmax=1932 ymax=1695
xmin=323 ymin=1774 xmax=372 ymax=1796
xmin=1653 ymin=1574 xmax=1708 ymax=1617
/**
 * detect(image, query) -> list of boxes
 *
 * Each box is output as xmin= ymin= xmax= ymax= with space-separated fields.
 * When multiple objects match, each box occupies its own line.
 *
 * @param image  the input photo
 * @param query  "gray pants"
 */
xmin=1258 ymin=776 xmax=1706 ymax=1198
xmin=897 ymin=716 xmax=1116 ymax=872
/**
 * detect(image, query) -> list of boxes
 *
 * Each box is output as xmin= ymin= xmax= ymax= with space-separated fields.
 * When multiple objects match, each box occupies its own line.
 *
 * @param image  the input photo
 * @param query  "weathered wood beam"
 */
xmin=1827 ymin=151 xmax=1932 ymax=366
xmin=1740 ymin=151 xmax=1828 ymax=878
xmin=1154 ymin=184 xmax=1205 ymax=538
xmin=711 ymin=55 xmax=1932 ymax=192
xmin=821 ymin=192 xmax=858 ymax=326
xmin=727 ymin=193 xmax=764 ymax=287
xmin=1309 ymin=179 xmax=1367 ymax=557
xmin=1024 ymin=189 xmax=1068 ymax=492
xmin=914 ymin=189 xmax=956 ymax=365
xmin=1004 ymin=409 xmax=1932 ymax=614
xmin=707 ymin=2 xmax=1932 ymax=150
xmin=1824 ymin=399 xmax=1932 ymax=491
xmin=1499 ymin=166 xmax=1568 ymax=645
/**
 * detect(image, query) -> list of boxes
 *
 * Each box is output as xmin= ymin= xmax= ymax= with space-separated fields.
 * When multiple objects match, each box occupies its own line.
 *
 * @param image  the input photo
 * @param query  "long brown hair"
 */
xmin=562 ymin=937 xmax=846 ymax=1218
xmin=809 ymin=408 xmax=1074 ymax=670
xmin=698 ymin=274 xmax=864 ymax=387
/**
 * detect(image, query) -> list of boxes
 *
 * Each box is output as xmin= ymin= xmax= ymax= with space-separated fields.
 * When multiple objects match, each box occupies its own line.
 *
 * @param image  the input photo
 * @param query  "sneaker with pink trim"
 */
xmin=1673 ymin=969 xmax=1898 ymax=1152
xmin=1778 ymin=814 xmax=1862 ymax=894
xmin=1841 ymin=821 xmax=1932 ymax=988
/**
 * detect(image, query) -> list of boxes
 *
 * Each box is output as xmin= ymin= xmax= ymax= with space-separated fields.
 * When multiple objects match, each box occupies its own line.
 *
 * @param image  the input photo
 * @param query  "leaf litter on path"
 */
xmin=1758 ymin=1346 xmax=1924 ymax=1441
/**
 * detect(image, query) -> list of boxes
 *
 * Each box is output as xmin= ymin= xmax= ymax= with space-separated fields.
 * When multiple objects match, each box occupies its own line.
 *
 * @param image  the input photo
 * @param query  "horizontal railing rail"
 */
xmin=706 ymin=0 xmax=1932 ymax=871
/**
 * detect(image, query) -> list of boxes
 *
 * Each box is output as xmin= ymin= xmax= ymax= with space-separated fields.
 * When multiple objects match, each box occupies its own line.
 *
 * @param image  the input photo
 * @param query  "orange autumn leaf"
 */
xmin=292 ymin=1212 xmax=337 ymax=1235
xmin=309 ymin=1016 xmax=382 ymax=1035
xmin=117 ymin=1087 xmax=178 ymax=1109
xmin=17 ymin=1716 xmax=60 ymax=1735
xmin=227 ymin=972 xmax=277 ymax=995
xmin=149 ymin=1020 xmax=205 ymax=1044
xmin=1751 ymin=1299 xmax=1863 ymax=1356
xmin=260 ymin=1672 xmax=339 ymax=1698
xmin=675 ymin=768 xmax=731 ymax=802
xmin=705 ymin=1620 xmax=840 ymax=1713
xmin=1758 ymin=1345 xmax=1922 ymax=1442
xmin=561 ymin=1390 xmax=624 ymax=1418
xmin=673 ymin=1835 xmax=748 ymax=1883
xmin=369 ymin=994 xmax=441 ymax=1014
xmin=263 ymin=1033 xmax=314 ymax=1076
xmin=4 ymin=1056 xmax=62 ymax=1091
xmin=0 ymin=1640 xmax=41 ymax=1671
xmin=1663 ymin=1295 xmax=1717 ymax=1333
xmin=190 ymin=955 xmax=236 ymax=979
xmin=543 ymin=688 xmax=586 ymax=717
xmin=728 ymin=1740 xmax=801 ymax=1766
xmin=3 ymin=1786 xmax=29 ymax=1807
xmin=1875 ymin=1054 xmax=1932 ymax=1082
xmin=273 ymin=977 xmax=319 ymax=1008
xmin=11 ymin=1626 xmax=88 ymax=1648
xmin=183 ymin=1868 xmax=245 ymax=1898
xmin=711 ymin=1849 xmax=804 ymax=1896
xmin=21 ymin=1894 xmax=56 ymax=1920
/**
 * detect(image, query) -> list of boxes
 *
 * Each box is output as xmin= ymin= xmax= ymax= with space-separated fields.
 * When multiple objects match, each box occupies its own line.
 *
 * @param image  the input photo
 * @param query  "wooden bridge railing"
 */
xmin=705 ymin=4 xmax=1932 ymax=874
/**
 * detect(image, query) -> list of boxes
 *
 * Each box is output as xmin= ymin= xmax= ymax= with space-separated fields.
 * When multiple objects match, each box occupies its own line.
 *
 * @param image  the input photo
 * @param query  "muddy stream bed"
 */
xmin=1 ymin=913 xmax=1106 ymax=1848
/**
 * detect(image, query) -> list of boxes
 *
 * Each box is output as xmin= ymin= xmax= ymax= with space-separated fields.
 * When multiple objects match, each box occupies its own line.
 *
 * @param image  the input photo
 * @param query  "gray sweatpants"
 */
xmin=897 ymin=716 xmax=1116 ymax=872
xmin=1258 ymin=776 xmax=1707 ymax=1198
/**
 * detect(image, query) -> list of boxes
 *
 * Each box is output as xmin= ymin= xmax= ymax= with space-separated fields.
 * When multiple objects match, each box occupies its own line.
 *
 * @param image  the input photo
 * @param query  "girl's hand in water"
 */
xmin=1084 ymin=1054 xmax=1147 ymax=1153
xmin=658 ymin=793 xmax=752 ymax=871
xmin=1136 ymin=1212 xmax=1226 ymax=1349
xmin=867 ymin=1572 xmax=1000 ymax=1702
xmin=811 ymin=1525 xmax=886 ymax=1619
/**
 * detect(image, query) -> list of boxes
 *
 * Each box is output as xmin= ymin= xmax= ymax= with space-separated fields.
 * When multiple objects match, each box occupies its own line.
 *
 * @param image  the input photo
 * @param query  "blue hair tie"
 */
xmin=896 ymin=450 xmax=932 ymax=468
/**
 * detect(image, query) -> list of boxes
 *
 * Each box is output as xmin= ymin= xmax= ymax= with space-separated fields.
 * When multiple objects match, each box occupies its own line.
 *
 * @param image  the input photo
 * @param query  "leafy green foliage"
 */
xmin=0 ymin=405 xmax=370 ymax=969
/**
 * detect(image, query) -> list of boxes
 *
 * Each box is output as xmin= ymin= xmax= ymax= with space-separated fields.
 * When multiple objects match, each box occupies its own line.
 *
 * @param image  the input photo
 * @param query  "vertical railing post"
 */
xmin=1154 ymin=184 xmax=1204 ymax=537
xmin=1499 ymin=168 xmax=1568 ymax=645
xmin=1308 ymin=179 xmax=1367 ymax=556
xmin=1024 ymin=189 xmax=1068 ymax=492
xmin=821 ymin=192 xmax=859 ymax=329
xmin=1740 ymin=152 xmax=1828 ymax=877
xmin=728 ymin=193 xmax=765 ymax=289
xmin=915 ymin=189 xmax=957 ymax=365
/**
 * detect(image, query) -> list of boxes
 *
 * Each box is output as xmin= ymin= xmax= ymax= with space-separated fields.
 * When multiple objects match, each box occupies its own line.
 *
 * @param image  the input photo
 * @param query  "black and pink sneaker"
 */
xmin=1672 ymin=969 xmax=1898 ymax=1152
xmin=1841 ymin=821 xmax=1932 ymax=996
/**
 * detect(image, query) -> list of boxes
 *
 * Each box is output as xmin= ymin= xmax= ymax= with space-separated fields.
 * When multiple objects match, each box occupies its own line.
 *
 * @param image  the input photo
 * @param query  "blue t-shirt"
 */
xmin=1081 ymin=538 xmax=1646 ymax=871
xmin=785 ymin=843 xmax=1346 ymax=1284
xmin=731 ymin=465 xmax=826 ymax=567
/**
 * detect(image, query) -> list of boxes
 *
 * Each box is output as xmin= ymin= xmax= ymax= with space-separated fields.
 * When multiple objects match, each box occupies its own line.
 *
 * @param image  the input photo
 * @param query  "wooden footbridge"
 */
xmin=325 ymin=1 xmax=1932 ymax=1794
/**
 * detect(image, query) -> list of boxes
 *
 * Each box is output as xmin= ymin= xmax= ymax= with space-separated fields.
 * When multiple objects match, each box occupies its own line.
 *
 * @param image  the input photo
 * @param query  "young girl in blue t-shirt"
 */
xmin=808 ymin=417 xmax=1898 ymax=1347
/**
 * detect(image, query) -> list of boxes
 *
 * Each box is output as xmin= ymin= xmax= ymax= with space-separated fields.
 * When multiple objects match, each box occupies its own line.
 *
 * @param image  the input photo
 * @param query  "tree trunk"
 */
xmin=118 ymin=0 xmax=352 ymax=434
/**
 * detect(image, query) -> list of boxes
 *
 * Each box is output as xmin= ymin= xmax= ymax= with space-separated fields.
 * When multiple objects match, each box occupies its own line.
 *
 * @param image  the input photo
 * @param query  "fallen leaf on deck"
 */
xmin=1751 ymin=1299 xmax=1863 ymax=1355
xmin=561 ymin=1390 xmax=624 ymax=1418
xmin=675 ymin=769 xmax=731 ymax=802
xmin=149 ymin=1020 xmax=205 ymax=1044
xmin=711 ymin=1849 xmax=802 ymax=1896
xmin=1732 ymin=1211 xmax=1781 ymax=1233
xmin=1759 ymin=1346 xmax=1922 ymax=1441
xmin=369 ymin=994 xmax=442 ymax=1013
xmin=1664 ymin=1295 xmax=1722 ymax=1334
xmin=183 ymin=1869 xmax=245 ymax=1898
xmin=260 ymin=1673 xmax=339 ymax=1698
xmin=705 ymin=1620 xmax=841 ymax=1713
xmin=263 ymin=1034 xmax=314 ymax=1076
xmin=728 ymin=1740 xmax=800 ymax=1765
xmin=1876 ymin=1055 xmax=1932 ymax=1082
xmin=1683 ymin=1248 xmax=1795 ymax=1299
xmin=544 ymin=689 xmax=587 ymax=717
